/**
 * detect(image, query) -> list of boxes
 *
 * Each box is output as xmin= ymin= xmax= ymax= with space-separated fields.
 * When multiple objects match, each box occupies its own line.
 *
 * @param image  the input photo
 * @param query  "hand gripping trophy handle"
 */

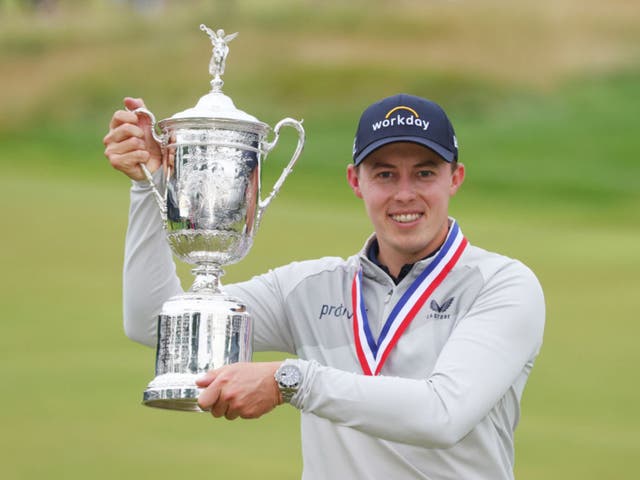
xmin=129 ymin=107 xmax=169 ymax=220
xmin=258 ymin=117 xmax=305 ymax=227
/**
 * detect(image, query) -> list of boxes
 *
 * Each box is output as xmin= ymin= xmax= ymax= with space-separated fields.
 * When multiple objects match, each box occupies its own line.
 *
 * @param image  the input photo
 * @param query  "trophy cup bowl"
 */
xmin=133 ymin=25 xmax=305 ymax=412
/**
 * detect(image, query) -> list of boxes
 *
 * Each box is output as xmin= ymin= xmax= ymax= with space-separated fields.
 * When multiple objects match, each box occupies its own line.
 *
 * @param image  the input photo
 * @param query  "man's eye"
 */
xmin=377 ymin=171 xmax=393 ymax=179
xmin=418 ymin=170 xmax=434 ymax=178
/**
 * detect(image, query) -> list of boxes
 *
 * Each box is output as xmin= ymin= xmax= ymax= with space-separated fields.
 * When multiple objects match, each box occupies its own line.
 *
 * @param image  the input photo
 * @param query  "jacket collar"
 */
xmin=357 ymin=217 xmax=457 ymax=285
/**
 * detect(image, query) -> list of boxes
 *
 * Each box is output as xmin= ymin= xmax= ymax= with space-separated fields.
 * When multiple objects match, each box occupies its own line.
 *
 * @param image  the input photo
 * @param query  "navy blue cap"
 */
xmin=352 ymin=94 xmax=458 ymax=165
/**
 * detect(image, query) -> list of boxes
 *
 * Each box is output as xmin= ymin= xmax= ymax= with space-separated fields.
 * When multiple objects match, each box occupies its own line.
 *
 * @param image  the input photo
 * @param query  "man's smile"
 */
xmin=389 ymin=212 xmax=423 ymax=224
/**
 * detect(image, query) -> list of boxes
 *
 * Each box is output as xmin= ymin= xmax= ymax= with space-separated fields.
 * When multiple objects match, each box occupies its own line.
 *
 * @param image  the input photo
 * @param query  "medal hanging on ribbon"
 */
xmin=352 ymin=221 xmax=468 ymax=376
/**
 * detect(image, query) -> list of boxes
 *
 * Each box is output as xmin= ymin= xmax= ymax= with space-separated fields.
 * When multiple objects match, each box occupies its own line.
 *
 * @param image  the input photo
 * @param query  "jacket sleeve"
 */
xmin=225 ymin=269 xmax=297 ymax=355
xmin=289 ymin=262 xmax=545 ymax=448
xmin=122 ymin=174 xmax=183 ymax=347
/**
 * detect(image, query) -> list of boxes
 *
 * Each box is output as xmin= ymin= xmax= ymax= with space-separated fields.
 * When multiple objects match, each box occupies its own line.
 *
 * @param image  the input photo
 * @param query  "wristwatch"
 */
xmin=274 ymin=362 xmax=302 ymax=403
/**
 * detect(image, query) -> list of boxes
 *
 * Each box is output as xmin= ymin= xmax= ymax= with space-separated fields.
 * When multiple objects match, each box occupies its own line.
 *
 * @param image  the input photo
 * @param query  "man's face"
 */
xmin=347 ymin=142 xmax=465 ymax=269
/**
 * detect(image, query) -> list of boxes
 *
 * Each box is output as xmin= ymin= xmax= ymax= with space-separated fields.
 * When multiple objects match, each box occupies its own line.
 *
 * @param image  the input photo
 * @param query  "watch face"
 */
xmin=278 ymin=364 xmax=301 ymax=388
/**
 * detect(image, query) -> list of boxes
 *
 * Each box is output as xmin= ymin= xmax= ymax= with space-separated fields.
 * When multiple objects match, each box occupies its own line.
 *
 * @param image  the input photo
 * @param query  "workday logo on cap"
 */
xmin=372 ymin=105 xmax=430 ymax=133
xmin=353 ymin=93 xmax=458 ymax=165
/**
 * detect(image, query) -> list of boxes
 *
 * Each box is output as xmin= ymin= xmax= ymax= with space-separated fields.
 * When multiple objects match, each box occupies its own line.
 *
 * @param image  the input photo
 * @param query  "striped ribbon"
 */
xmin=352 ymin=221 xmax=468 ymax=375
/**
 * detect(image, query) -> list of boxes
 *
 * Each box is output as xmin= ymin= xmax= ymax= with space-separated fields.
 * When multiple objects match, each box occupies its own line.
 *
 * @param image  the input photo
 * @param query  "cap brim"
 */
xmin=354 ymin=136 xmax=455 ymax=165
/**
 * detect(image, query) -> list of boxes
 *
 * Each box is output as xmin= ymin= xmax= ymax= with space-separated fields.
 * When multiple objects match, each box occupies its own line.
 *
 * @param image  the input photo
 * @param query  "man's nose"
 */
xmin=393 ymin=177 xmax=417 ymax=202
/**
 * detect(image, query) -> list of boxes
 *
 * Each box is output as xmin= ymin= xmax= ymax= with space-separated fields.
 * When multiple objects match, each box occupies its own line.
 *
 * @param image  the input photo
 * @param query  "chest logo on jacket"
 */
xmin=319 ymin=303 xmax=354 ymax=320
xmin=427 ymin=297 xmax=455 ymax=320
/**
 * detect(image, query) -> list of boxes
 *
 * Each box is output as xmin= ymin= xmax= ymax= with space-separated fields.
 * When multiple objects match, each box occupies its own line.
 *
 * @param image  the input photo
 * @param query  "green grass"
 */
xmin=1 ymin=2 xmax=639 ymax=479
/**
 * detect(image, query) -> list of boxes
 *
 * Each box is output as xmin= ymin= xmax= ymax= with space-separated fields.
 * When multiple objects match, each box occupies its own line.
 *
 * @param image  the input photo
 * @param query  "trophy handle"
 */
xmin=258 ymin=118 xmax=305 ymax=226
xmin=129 ymin=107 xmax=168 ymax=219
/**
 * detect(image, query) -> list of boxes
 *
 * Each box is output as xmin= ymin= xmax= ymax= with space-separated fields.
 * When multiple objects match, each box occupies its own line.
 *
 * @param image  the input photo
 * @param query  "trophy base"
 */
xmin=142 ymin=372 xmax=206 ymax=412
xmin=143 ymin=387 xmax=205 ymax=412
xmin=142 ymin=285 xmax=253 ymax=413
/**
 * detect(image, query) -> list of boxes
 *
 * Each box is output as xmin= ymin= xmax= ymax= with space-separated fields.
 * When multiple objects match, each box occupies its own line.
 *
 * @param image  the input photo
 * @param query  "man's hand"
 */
xmin=102 ymin=97 xmax=162 ymax=181
xmin=196 ymin=361 xmax=283 ymax=420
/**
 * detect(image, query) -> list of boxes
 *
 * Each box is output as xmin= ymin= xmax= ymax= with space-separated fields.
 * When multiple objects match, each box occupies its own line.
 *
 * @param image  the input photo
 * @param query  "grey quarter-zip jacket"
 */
xmin=123 ymin=177 xmax=545 ymax=480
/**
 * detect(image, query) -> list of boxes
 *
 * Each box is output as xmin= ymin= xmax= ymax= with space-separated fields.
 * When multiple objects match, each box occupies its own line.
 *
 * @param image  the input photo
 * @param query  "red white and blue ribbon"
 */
xmin=352 ymin=221 xmax=468 ymax=376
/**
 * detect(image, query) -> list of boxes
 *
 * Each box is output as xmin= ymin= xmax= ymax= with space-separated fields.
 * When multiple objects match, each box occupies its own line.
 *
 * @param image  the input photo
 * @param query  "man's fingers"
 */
xmin=103 ymin=129 xmax=147 ymax=154
xmin=197 ymin=376 xmax=221 ymax=411
xmin=107 ymin=150 xmax=150 ymax=168
xmin=106 ymin=151 xmax=150 ymax=180
xmin=195 ymin=363 xmax=282 ymax=421
xmin=198 ymin=390 xmax=221 ymax=412
xmin=108 ymin=109 xmax=139 ymax=130
xmin=195 ymin=370 xmax=218 ymax=387
xmin=105 ymin=120 xmax=145 ymax=144
xmin=104 ymin=97 xmax=162 ymax=182
xmin=123 ymin=97 xmax=152 ymax=129
xmin=210 ymin=398 xmax=229 ymax=418
xmin=124 ymin=96 xmax=145 ymax=111
xmin=225 ymin=410 xmax=240 ymax=421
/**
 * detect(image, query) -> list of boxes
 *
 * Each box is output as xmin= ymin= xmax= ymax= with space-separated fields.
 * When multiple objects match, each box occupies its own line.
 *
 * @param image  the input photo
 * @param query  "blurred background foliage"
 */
xmin=1 ymin=1 xmax=639 ymax=479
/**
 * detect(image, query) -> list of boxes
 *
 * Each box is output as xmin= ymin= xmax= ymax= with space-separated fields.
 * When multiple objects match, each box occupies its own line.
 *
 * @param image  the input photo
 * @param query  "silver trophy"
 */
xmin=133 ymin=25 xmax=305 ymax=412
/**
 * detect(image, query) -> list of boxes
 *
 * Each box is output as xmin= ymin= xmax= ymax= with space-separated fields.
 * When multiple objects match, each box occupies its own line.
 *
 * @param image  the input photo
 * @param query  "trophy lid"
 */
xmin=167 ymin=25 xmax=266 ymax=128
xmin=171 ymin=90 xmax=262 ymax=124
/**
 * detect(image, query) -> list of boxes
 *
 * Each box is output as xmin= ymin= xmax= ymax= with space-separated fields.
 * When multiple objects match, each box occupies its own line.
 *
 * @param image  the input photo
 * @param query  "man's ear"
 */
xmin=346 ymin=164 xmax=363 ymax=199
xmin=450 ymin=163 xmax=465 ymax=196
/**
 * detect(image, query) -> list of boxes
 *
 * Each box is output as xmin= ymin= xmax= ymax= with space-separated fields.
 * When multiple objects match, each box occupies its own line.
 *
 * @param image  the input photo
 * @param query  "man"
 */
xmin=104 ymin=93 xmax=545 ymax=479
